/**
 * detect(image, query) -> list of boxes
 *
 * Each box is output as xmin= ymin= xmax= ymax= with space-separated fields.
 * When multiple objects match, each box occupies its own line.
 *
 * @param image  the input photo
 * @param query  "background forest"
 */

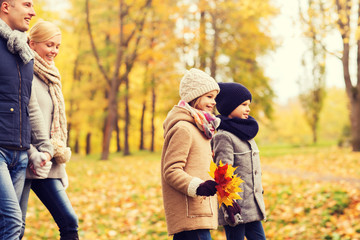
xmin=32 ymin=0 xmax=360 ymax=159
xmin=33 ymin=0 xmax=356 ymax=158
xmin=23 ymin=0 xmax=360 ymax=239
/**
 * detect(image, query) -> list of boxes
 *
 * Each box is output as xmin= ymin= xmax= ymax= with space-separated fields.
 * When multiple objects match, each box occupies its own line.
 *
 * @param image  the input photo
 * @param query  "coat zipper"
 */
xmin=17 ymin=62 xmax=22 ymax=147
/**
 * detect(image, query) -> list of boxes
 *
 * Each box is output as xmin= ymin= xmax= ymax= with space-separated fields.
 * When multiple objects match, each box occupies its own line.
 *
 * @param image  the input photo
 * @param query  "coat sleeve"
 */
xmin=162 ymin=125 xmax=203 ymax=197
xmin=212 ymin=132 xmax=234 ymax=166
xmin=28 ymin=83 xmax=54 ymax=157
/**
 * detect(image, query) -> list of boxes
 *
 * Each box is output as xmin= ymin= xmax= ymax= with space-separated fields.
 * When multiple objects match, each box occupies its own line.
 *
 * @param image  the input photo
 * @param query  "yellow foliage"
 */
xmin=209 ymin=161 xmax=244 ymax=207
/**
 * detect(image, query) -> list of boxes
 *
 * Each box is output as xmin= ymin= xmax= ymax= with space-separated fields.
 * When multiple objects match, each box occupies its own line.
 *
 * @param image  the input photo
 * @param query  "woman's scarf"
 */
xmin=0 ymin=18 xmax=33 ymax=64
xmin=178 ymin=100 xmax=220 ymax=139
xmin=217 ymin=115 xmax=259 ymax=141
xmin=33 ymin=50 xmax=70 ymax=164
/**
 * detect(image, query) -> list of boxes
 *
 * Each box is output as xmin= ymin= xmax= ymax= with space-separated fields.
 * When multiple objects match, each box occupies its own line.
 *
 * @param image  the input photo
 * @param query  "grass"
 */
xmin=259 ymin=140 xmax=339 ymax=157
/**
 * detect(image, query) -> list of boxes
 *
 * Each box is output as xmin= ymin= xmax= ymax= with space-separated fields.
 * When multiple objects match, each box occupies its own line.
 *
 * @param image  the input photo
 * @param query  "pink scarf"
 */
xmin=178 ymin=100 xmax=220 ymax=139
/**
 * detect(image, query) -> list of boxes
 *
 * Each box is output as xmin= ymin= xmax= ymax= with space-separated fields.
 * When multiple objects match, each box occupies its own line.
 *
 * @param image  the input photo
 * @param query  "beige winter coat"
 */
xmin=161 ymin=106 xmax=218 ymax=235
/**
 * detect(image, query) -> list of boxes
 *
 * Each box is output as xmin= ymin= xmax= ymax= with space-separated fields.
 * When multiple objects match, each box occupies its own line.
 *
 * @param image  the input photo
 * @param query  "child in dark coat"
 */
xmin=211 ymin=82 xmax=266 ymax=240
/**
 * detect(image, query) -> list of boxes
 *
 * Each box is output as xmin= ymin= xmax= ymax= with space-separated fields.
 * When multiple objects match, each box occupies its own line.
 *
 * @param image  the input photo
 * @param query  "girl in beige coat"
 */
xmin=161 ymin=68 xmax=220 ymax=239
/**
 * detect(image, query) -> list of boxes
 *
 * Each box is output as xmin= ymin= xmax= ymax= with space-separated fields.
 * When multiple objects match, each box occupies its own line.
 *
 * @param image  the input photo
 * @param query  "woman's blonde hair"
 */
xmin=29 ymin=20 xmax=61 ymax=43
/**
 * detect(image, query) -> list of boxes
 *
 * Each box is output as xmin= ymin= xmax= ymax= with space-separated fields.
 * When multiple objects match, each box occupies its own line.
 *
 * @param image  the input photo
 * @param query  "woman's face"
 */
xmin=30 ymin=34 xmax=61 ymax=64
xmin=194 ymin=90 xmax=218 ymax=113
xmin=229 ymin=100 xmax=251 ymax=119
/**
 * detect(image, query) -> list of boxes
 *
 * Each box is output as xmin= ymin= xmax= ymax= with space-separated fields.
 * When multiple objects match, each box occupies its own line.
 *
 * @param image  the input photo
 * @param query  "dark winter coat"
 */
xmin=0 ymin=36 xmax=34 ymax=149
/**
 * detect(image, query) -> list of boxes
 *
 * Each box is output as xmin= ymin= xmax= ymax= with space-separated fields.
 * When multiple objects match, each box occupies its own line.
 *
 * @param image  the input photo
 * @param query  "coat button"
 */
xmin=253 ymin=152 xmax=256 ymax=156
xmin=10 ymin=108 xmax=14 ymax=112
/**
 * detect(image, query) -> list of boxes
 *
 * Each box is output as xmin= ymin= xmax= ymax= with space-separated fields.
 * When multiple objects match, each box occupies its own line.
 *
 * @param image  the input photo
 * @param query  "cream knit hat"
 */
xmin=179 ymin=68 xmax=220 ymax=102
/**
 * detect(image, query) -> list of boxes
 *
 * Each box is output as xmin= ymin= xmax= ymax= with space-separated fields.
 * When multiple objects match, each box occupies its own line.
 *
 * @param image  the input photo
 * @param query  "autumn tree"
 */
xmin=85 ymin=0 xmax=152 ymax=159
xmin=218 ymin=0 xmax=277 ymax=117
xmin=333 ymin=0 xmax=360 ymax=151
xmin=294 ymin=0 xmax=360 ymax=150
xmin=176 ymin=0 xmax=277 ymax=118
xmin=43 ymin=0 xmax=282 ymax=156
xmin=298 ymin=0 xmax=328 ymax=143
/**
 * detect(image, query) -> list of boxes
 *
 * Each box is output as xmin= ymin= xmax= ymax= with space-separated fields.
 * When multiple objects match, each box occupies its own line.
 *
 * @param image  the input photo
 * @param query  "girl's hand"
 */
xmin=41 ymin=152 xmax=52 ymax=166
xmin=196 ymin=180 xmax=218 ymax=196
xmin=29 ymin=152 xmax=52 ymax=178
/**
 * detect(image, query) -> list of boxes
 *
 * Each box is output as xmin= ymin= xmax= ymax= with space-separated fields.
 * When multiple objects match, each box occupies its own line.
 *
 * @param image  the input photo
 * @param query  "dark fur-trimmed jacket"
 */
xmin=211 ymin=129 xmax=266 ymax=225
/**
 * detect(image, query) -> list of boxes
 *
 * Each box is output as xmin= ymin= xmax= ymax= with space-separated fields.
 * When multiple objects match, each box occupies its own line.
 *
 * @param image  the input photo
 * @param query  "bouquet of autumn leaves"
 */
xmin=209 ymin=160 xmax=244 ymax=207
xmin=209 ymin=160 xmax=244 ymax=226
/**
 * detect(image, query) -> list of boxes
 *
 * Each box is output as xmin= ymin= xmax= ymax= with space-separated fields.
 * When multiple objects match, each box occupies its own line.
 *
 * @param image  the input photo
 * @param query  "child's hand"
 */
xmin=223 ymin=200 xmax=242 ymax=226
xmin=196 ymin=180 xmax=218 ymax=196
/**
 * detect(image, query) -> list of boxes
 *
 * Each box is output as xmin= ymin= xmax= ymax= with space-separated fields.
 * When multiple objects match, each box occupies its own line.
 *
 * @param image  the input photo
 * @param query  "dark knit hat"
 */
xmin=216 ymin=82 xmax=252 ymax=116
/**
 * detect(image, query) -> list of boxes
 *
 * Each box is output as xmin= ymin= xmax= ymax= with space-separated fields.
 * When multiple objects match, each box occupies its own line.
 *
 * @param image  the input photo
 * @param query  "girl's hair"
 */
xmin=189 ymin=97 xmax=200 ymax=109
xmin=29 ymin=20 xmax=61 ymax=43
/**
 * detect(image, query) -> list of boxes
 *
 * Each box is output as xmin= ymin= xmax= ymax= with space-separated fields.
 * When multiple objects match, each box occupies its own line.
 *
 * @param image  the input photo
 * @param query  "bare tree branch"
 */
xmin=85 ymin=0 xmax=110 ymax=85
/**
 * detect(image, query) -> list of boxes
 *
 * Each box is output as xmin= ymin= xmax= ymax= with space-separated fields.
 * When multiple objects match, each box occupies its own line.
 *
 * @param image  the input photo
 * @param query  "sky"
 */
xmin=265 ymin=0 xmax=345 ymax=104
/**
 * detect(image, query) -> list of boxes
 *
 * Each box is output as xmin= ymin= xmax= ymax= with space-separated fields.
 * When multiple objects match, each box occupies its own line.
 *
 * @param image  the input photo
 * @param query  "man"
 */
xmin=0 ymin=0 xmax=53 ymax=239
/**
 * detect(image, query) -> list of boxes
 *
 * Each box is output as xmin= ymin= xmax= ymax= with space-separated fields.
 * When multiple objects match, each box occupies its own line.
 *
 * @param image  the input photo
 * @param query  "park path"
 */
xmin=262 ymin=164 xmax=360 ymax=188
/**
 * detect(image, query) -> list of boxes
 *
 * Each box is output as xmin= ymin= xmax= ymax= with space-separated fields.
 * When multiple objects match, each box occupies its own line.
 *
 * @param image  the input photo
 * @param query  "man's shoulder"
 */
xmin=0 ymin=36 xmax=12 ymax=56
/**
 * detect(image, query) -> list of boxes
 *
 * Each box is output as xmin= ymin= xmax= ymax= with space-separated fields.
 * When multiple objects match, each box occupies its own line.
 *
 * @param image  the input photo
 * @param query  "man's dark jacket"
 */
xmin=0 ymin=37 xmax=33 ymax=149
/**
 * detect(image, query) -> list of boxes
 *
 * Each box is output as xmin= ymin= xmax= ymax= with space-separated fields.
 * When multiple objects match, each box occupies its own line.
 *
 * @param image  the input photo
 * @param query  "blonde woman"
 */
xmin=20 ymin=21 xmax=79 ymax=240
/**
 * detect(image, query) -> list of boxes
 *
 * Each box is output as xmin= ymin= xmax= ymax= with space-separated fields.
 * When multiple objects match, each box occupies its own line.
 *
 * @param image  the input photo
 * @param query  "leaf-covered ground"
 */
xmin=22 ymin=148 xmax=360 ymax=240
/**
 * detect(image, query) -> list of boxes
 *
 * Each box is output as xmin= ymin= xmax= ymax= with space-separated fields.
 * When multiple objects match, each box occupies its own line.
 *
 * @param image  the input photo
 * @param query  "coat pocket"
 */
xmin=0 ymin=103 xmax=15 ymax=141
xmin=234 ymin=151 xmax=253 ymax=174
xmin=186 ymin=196 xmax=214 ymax=217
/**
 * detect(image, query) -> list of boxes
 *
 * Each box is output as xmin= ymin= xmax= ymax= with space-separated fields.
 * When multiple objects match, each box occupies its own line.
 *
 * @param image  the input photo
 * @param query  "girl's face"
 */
xmin=29 ymin=34 xmax=61 ymax=64
xmin=229 ymin=100 xmax=251 ymax=119
xmin=193 ymin=90 xmax=218 ymax=113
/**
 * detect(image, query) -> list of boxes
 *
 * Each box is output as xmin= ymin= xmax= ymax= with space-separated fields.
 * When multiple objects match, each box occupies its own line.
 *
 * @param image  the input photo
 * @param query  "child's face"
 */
xmin=194 ymin=90 xmax=218 ymax=113
xmin=229 ymin=100 xmax=251 ymax=119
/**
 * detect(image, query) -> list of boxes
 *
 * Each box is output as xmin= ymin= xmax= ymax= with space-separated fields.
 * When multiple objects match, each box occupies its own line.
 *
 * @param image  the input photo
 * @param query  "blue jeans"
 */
xmin=0 ymin=147 xmax=28 ymax=240
xmin=20 ymin=178 xmax=78 ymax=239
xmin=224 ymin=221 xmax=266 ymax=240
xmin=173 ymin=229 xmax=211 ymax=240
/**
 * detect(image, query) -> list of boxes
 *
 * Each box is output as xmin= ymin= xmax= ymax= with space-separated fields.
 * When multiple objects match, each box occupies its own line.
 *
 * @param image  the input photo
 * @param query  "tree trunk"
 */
xmin=74 ymin=135 xmax=79 ymax=154
xmin=67 ymin=122 xmax=71 ymax=148
xmin=210 ymin=11 xmax=218 ymax=78
xmin=86 ymin=132 xmax=91 ymax=155
xmin=115 ymin=113 xmax=121 ymax=152
xmin=311 ymin=117 xmax=317 ymax=143
xmin=353 ymin=0 xmax=360 ymax=151
xmin=101 ymin=82 xmax=118 ymax=160
xmin=150 ymin=78 xmax=156 ymax=152
xmin=350 ymin=99 xmax=360 ymax=150
xmin=199 ymin=5 xmax=206 ymax=70
xmin=124 ymin=75 xmax=130 ymax=156
xmin=139 ymin=100 xmax=146 ymax=150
